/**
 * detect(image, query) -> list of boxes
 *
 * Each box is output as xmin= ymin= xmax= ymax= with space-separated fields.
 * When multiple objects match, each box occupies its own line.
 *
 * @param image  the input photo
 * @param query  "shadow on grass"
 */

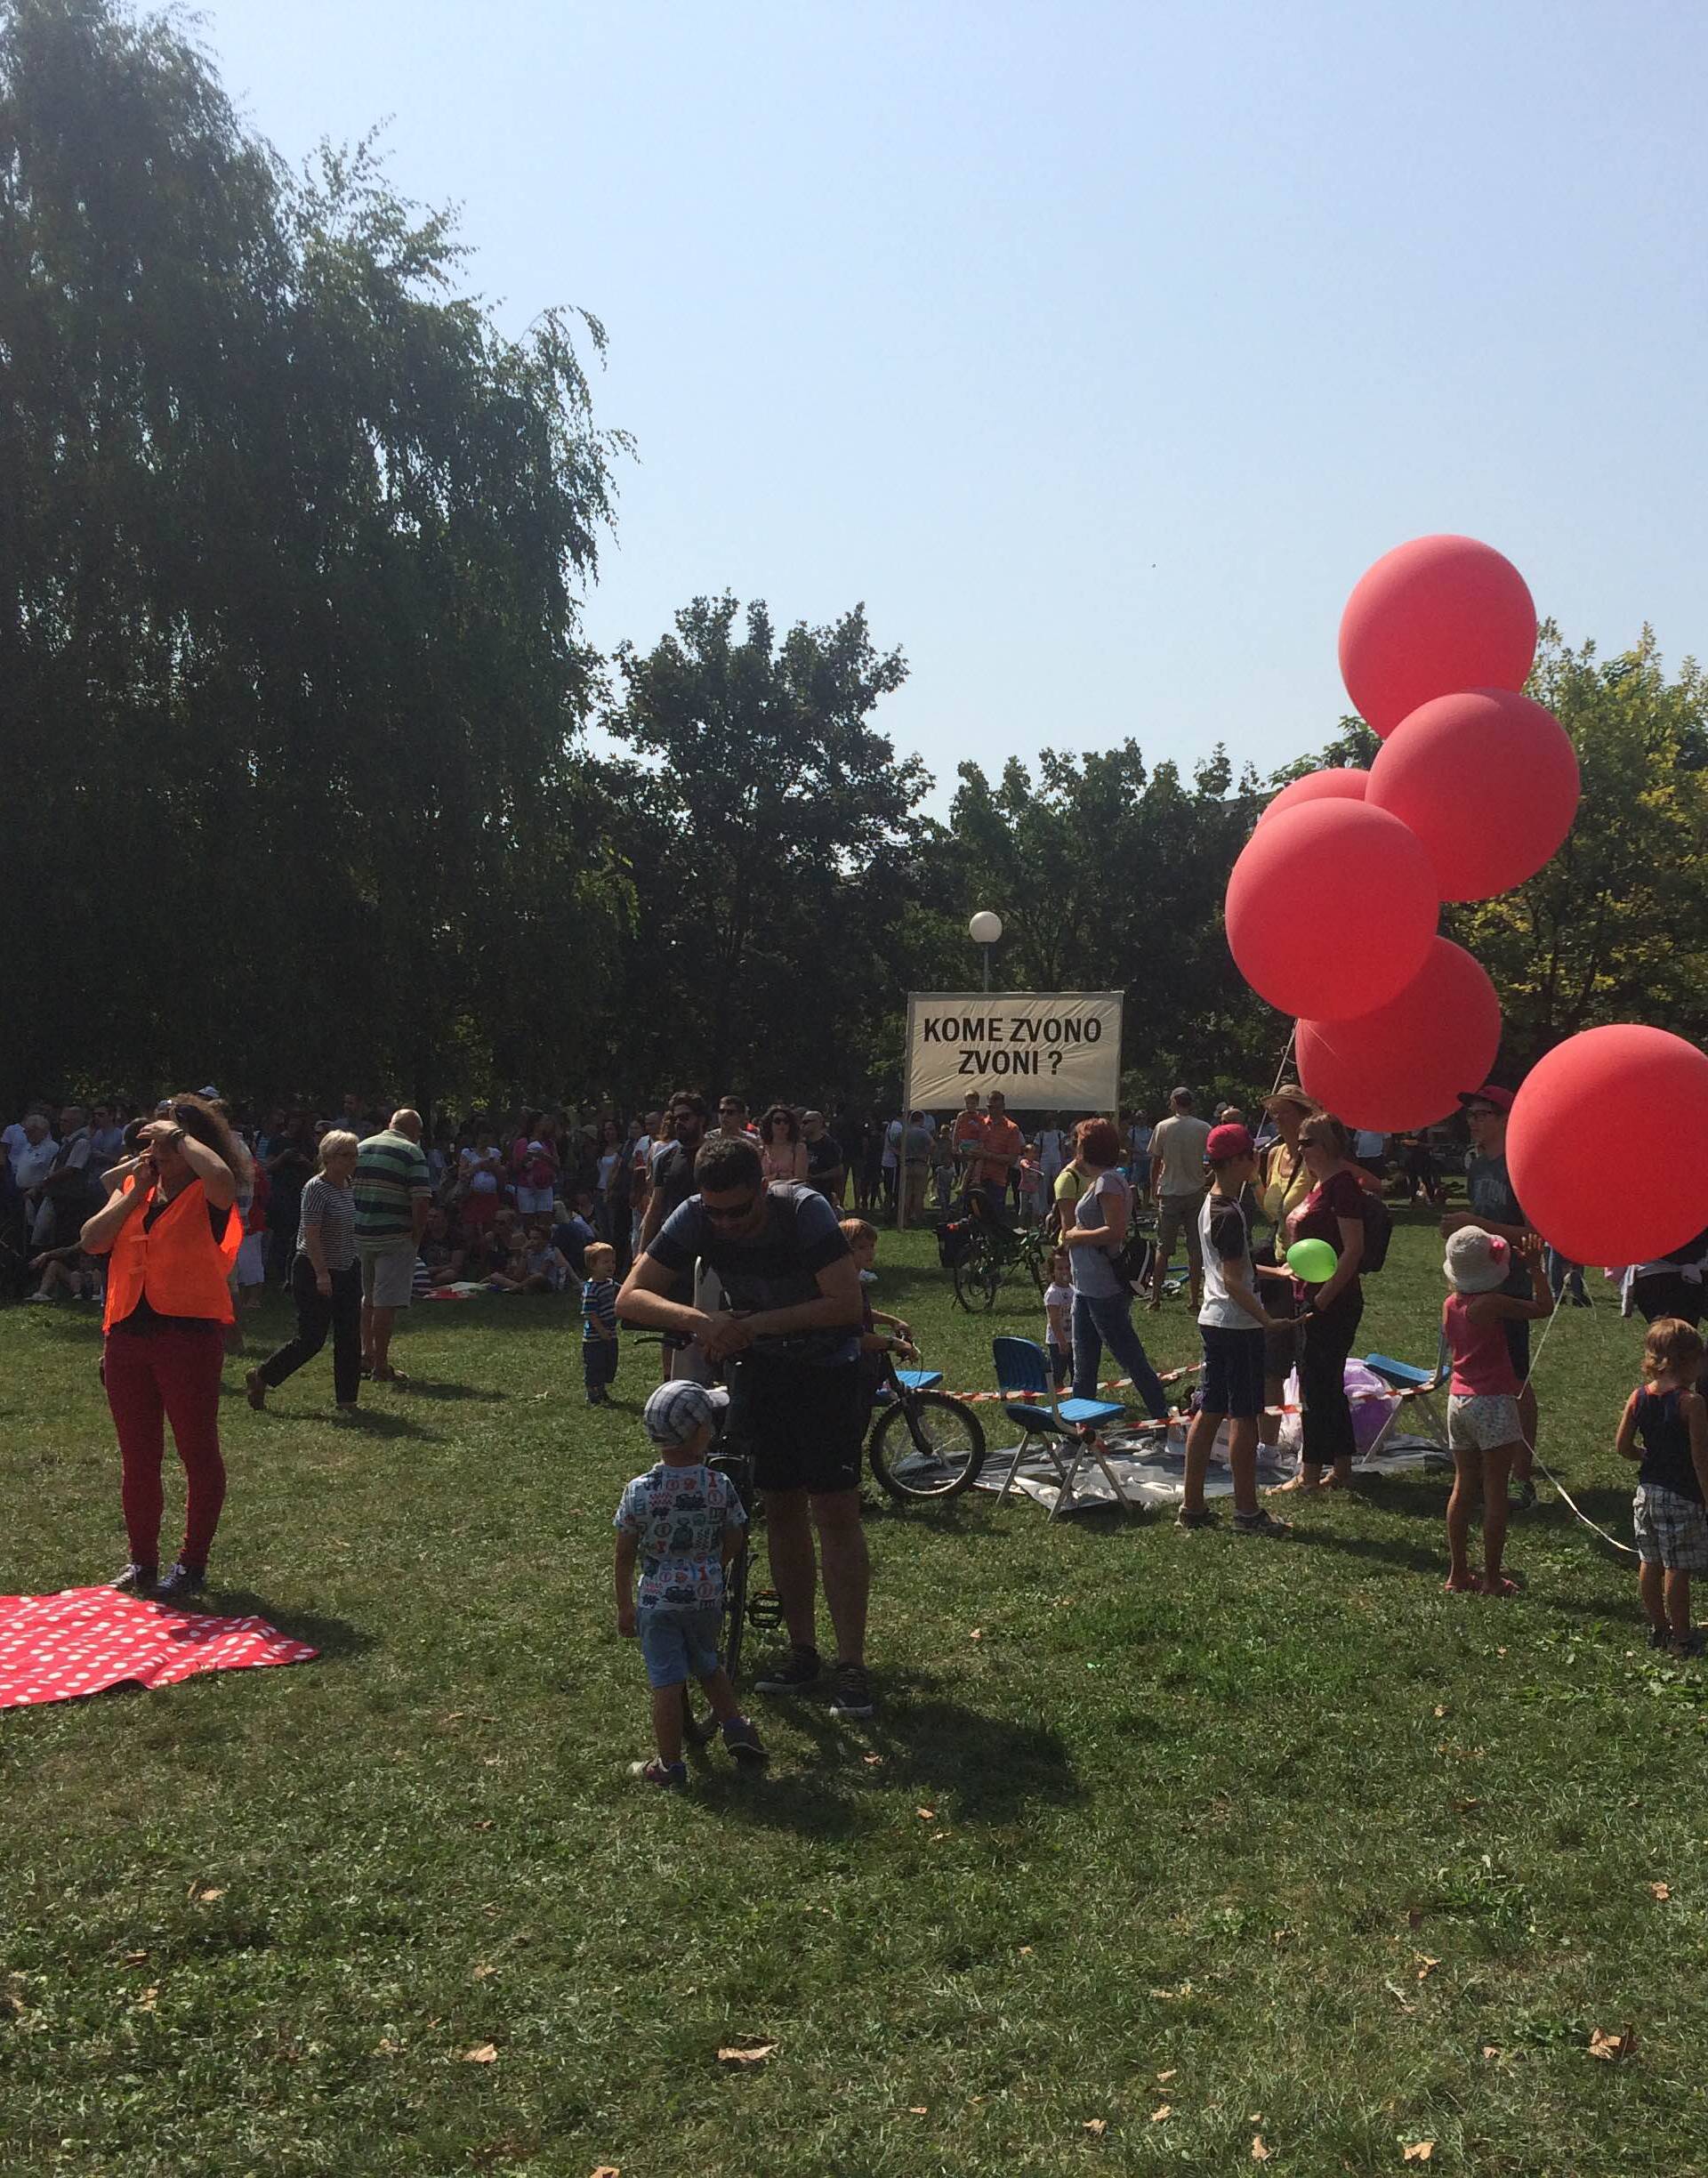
xmin=210 ymin=1591 xmax=376 ymax=1662
xmin=391 ymin=1377 xmax=508 ymax=1404
xmin=244 ymin=1402 xmax=439 ymax=1442
xmin=700 ymin=1674 xmax=1084 ymax=1840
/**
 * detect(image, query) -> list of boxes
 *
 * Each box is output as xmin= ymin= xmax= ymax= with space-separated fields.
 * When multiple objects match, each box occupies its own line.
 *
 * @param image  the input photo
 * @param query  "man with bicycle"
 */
xmin=616 ymin=1134 xmax=875 ymax=1718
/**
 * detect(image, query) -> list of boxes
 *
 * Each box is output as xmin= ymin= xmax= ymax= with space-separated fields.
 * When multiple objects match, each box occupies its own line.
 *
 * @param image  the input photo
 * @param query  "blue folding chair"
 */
xmin=1362 ymin=1337 xmax=1450 ymax=1460
xmin=989 ymin=1336 xmax=1136 ymax=1518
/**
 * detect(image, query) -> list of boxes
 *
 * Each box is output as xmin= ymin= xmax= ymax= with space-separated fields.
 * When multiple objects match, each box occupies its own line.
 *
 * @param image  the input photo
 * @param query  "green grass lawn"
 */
xmin=4 ymin=1213 xmax=1707 ymax=2177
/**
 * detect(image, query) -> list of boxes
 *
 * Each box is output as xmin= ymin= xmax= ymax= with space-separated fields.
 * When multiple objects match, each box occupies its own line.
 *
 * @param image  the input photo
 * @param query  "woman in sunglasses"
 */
xmin=79 ymin=1094 xmax=248 ymax=1601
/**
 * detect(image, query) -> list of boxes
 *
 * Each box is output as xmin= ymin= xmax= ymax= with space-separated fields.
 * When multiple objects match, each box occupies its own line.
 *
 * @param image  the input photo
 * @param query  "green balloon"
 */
xmin=1286 ymin=1238 xmax=1338 ymax=1284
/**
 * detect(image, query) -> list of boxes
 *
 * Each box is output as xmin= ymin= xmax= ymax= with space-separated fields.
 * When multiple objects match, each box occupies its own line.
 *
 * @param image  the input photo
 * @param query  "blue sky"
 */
xmin=197 ymin=0 xmax=1707 ymax=808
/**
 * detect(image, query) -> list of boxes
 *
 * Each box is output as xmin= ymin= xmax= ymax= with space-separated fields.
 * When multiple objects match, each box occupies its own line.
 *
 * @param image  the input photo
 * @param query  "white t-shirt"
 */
xmin=1198 ymin=1190 xmax=1258 ymax=1331
xmin=1043 ymin=1280 xmax=1074 ymax=1344
xmin=8 ymin=1134 xmax=57 ymax=1190
xmin=1038 ymin=1127 xmax=1066 ymax=1175
xmin=1151 ymin=1114 xmax=1211 ymax=1196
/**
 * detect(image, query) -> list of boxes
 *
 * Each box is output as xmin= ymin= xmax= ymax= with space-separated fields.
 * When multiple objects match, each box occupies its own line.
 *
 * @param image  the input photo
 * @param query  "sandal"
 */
xmin=1483 ymin=1574 xmax=1522 ymax=1598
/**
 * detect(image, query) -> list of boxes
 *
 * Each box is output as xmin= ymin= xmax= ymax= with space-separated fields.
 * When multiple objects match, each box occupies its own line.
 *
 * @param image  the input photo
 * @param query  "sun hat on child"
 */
xmin=1443 ymin=1225 xmax=1511 ymax=1294
xmin=642 ymin=1379 xmax=719 ymax=1448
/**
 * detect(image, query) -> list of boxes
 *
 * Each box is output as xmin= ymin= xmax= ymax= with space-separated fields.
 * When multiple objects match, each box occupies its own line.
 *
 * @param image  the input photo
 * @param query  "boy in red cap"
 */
xmin=1179 ymin=1124 xmax=1295 ymax=1536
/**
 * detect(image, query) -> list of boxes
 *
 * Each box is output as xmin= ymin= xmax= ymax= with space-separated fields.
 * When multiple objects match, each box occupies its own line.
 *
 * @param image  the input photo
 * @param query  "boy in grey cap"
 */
xmin=614 ymin=1381 xmax=769 ymax=1786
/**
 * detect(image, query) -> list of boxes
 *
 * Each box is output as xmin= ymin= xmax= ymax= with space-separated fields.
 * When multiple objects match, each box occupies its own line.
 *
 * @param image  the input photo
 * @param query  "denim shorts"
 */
xmin=637 ymin=1603 xmax=725 ymax=1689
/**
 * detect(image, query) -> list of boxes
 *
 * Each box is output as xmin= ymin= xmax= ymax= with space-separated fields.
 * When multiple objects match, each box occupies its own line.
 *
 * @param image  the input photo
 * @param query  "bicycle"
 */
xmin=949 ymin=1192 xmax=1053 ymax=1312
xmin=866 ymin=1347 xmax=987 ymax=1501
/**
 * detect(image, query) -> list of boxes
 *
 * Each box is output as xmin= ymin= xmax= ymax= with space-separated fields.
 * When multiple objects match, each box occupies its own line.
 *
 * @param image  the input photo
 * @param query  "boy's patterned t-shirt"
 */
xmin=614 ymin=1463 xmax=745 ymax=1609
xmin=581 ymin=1278 xmax=618 ymax=1343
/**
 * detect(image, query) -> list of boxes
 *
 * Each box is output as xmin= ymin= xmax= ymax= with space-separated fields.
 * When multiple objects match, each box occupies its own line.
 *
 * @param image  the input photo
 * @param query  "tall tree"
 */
xmin=0 ymin=0 xmax=626 ymax=1109
xmin=600 ymin=594 xmax=927 ymax=1102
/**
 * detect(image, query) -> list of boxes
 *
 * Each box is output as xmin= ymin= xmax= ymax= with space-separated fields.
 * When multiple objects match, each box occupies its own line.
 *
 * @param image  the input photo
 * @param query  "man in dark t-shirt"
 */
xmin=802 ymin=1109 xmax=844 ymax=1204
xmin=617 ymin=1133 xmax=874 ymax=1718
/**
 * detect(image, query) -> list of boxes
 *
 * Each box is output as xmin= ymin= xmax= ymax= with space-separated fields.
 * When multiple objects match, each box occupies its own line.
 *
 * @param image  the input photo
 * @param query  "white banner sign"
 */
xmin=904 ymin=991 xmax=1124 ymax=1111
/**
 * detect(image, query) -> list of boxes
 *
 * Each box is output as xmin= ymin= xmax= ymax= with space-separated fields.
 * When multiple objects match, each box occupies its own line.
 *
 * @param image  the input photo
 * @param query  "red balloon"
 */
xmin=1339 ymin=535 xmax=1537 ymax=737
xmin=1298 ymin=939 xmax=1502 ymax=1132
xmin=1367 ymin=688 xmax=1579 ymax=902
xmin=1508 ymin=1025 xmax=1708 ymax=1266
xmin=1255 ymin=768 xmax=1369 ymax=827
xmin=1224 ymin=800 xmax=1438 ymax=1020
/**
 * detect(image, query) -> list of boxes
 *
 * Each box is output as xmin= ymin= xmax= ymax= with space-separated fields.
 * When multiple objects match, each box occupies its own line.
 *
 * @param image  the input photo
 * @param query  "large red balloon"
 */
xmin=1255 ymin=768 xmax=1369 ymax=827
xmin=1339 ymin=535 xmax=1537 ymax=737
xmin=1367 ymin=688 xmax=1579 ymax=902
xmin=1508 ymin=1025 xmax=1708 ymax=1266
xmin=1224 ymin=800 xmax=1438 ymax=1020
xmin=1298 ymin=939 xmax=1502 ymax=1132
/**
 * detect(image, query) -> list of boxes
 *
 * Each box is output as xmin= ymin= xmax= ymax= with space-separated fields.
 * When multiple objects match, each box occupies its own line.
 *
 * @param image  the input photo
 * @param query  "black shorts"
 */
xmin=728 ymin=1356 xmax=865 ymax=1496
xmin=1503 ymin=1314 xmax=1531 ymax=1383
xmin=1199 ymin=1323 xmax=1267 ymax=1420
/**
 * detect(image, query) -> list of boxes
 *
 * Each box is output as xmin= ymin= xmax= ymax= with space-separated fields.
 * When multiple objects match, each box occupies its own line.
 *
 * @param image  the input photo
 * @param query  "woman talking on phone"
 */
xmin=80 ymin=1094 xmax=246 ymax=1600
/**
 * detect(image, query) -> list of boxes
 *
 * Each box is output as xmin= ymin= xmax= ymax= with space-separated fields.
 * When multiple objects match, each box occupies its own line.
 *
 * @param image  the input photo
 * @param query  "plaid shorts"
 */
xmin=1632 ymin=1484 xmax=1708 ymax=1572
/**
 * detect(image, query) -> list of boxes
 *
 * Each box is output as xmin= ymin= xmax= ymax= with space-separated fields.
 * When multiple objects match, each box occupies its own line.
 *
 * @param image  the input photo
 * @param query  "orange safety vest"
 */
xmin=101 ymin=1176 xmax=242 ymax=1333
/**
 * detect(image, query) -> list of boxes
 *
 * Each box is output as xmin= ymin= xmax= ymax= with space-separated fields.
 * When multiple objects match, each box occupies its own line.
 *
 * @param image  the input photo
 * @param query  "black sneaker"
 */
xmin=112 ymin=1563 xmax=158 ymax=1596
xmin=753 ymin=1645 xmax=821 ymax=1696
xmin=721 ymin=1715 xmax=770 ymax=1767
xmin=1648 ymin=1624 xmax=1672 ymax=1651
xmin=1510 ymin=1480 xmax=1538 ymax=1512
xmin=155 ymin=1561 xmax=206 ymax=1603
xmin=827 ymin=1661 xmax=875 ymax=1719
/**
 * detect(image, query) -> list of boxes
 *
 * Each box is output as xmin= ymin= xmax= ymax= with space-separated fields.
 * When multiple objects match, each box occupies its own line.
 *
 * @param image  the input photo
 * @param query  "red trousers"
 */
xmin=103 ymin=1325 xmax=228 ymax=1567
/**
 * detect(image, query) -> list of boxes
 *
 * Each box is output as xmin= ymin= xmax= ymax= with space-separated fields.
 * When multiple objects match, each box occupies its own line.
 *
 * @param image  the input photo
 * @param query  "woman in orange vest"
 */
xmin=80 ymin=1095 xmax=246 ymax=1601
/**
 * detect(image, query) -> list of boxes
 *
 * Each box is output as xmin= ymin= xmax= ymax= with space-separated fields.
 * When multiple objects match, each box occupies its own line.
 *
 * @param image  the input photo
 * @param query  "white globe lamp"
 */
xmin=968 ymin=909 xmax=1003 ymax=990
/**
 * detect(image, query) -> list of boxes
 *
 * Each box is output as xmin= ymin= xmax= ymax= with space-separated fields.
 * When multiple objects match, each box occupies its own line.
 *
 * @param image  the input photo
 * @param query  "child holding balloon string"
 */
xmin=1437 ymin=1226 xmax=1553 ymax=1596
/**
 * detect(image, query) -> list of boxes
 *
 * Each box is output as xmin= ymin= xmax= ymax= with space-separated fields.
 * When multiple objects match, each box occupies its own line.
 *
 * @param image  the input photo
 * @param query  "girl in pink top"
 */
xmin=1438 ymin=1226 xmax=1553 ymax=1596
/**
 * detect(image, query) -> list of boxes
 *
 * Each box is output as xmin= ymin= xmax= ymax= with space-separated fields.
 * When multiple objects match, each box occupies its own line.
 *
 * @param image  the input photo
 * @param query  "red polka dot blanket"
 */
xmin=0 ymin=1589 xmax=318 ymax=1708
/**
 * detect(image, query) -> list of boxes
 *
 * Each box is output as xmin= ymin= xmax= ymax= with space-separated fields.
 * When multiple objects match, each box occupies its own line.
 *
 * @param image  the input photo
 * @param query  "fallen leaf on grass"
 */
xmin=1150 ymin=1981 xmax=1194 ymax=2000
xmin=1384 ymin=1980 xmax=1416 ymax=2014
xmin=718 ymin=2043 xmax=777 ymax=2067
xmin=471 ymin=1819 xmax=494 ymax=1831
xmin=1018 ymin=1946 xmax=1033 ymax=1956
xmin=916 ymin=1808 xmax=936 ymax=1821
xmin=123 ymin=1949 xmax=149 ymax=1965
xmin=471 ymin=1964 xmax=497 ymax=1980
xmin=1252 ymin=2137 xmax=1273 ymax=2162
xmin=862 ymin=1754 xmax=884 ymax=1767
xmin=195 ymin=1887 xmax=226 ymax=1904
xmin=1414 ymin=1955 xmax=1441 ymax=1982
xmin=1151 ymin=2104 xmax=1172 ymax=2122
xmin=375 ymin=2037 xmax=403 ymax=2055
xmin=1156 ymin=2068 xmax=1177 ymax=2082
xmin=1588 ymin=2024 xmax=1635 ymax=2062
xmin=1402 ymin=2145 xmax=1434 ymax=2163
xmin=591 ymin=2167 xmax=621 ymax=2177
xmin=1433 ymin=1705 xmax=1447 ymax=1719
xmin=135 ymin=1986 xmax=159 ymax=2013
xmin=1083 ymin=2118 xmax=1108 ymax=2136
xmin=970 ymin=1627 xmax=983 ymax=1641
xmin=462 ymin=2043 xmax=498 ymax=2064
xmin=1481 ymin=2045 xmax=1503 ymax=2061
xmin=906 ymin=2106 xmax=929 ymax=2116
xmin=1649 ymin=1882 xmax=1671 ymax=1901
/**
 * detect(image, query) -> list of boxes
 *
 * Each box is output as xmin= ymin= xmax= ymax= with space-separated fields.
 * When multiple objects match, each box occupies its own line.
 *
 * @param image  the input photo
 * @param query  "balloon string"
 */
xmin=1269 ymin=1028 xmax=1298 ymax=1097
xmin=1520 ymin=1297 xmax=1638 ymax=1560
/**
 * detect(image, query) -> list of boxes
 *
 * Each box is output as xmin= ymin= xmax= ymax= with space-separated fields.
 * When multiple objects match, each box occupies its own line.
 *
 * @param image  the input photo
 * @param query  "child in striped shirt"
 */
xmin=582 ymin=1242 xmax=620 ymax=1407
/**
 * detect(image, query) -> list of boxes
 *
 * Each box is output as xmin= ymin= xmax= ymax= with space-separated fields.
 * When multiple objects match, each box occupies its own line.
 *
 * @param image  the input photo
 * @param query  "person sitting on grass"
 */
xmin=1178 ymin=1124 xmax=1294 ymax=1537
xmin=581 ymin=1240 xmax=621 ymax=1406
xmin=1438 ymin=1226 xmax=1553 ymax=1597
xmin=524 ymin=1220 xmax=569 ymax=1293
xmin=26 ymin=1240 xmax=98 ymax=1302
xmin=615 ymin=1380 xmax=769 ymax=1787
xmin=1616 ymin=1317 xmax=1708 ymax=1657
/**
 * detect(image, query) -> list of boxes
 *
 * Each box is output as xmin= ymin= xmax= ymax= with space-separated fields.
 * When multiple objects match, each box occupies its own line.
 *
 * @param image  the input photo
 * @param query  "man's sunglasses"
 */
xmin=702 ymin=1193 xmax=760 ymax=1223
xmin=1463 ymin=1106 xmax=1499 ymax=1120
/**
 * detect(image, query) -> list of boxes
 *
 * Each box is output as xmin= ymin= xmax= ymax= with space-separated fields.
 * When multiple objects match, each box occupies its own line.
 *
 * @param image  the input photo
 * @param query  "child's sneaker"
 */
xmin=721 ymin=1715 xmax=769 ymax=1767
xmin=155 ymin=1561 xmax=206 ymax=1603
xmin=827 ymin=1661 xmax=875 ymax=1719
xmin=630 ymin=1757 xmax=688 ymax=1787
xmin=753 ymin=1644 xmax=821 ymax=1695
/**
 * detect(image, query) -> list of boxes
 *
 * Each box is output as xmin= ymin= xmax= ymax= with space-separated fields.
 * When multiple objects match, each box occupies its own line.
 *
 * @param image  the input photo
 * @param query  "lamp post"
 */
xmin=968 ymin=909 xmax=1003 ymax=993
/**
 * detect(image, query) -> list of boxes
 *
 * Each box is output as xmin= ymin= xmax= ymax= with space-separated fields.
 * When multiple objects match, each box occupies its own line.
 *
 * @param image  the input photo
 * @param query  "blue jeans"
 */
xmin=1071 ymin=1289 xmax=1170 ymax=1419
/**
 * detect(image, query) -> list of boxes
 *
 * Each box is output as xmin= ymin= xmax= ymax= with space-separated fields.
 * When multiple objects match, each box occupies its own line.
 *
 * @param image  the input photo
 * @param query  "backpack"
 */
xmin=1357 ymin=1189 xmax=1392 ymax=1274
xmin=1111 ymin=1225 xmax=1155 ymax=1293
xmin=937 ymin=1216 xmax=975 ymax=1270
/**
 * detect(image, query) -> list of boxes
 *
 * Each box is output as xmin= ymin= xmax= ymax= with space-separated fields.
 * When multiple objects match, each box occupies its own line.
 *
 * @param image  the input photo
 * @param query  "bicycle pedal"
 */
xmin=745 ymin=1588 xmax=786 ymax=1631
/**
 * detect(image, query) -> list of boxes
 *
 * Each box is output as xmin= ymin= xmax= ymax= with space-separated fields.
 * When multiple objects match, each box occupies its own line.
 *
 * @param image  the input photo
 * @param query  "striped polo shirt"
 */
xmin=352 ymin=1129 xmax=431 ymax=1247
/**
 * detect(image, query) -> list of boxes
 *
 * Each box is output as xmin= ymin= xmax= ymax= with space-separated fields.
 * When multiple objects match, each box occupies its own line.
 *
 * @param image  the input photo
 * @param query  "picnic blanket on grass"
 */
xmin=0 ymin=1589 xmax=318 ymax=1708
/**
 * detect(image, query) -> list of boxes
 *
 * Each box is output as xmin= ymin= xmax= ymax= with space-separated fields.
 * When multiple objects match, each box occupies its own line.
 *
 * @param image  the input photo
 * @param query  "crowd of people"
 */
xmin=6 ymin=1072 xmax=1708 ymax=1779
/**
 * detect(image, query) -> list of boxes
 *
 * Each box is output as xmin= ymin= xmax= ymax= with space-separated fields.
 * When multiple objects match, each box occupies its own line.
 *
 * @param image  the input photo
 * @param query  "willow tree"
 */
xmin=0 ymin=0 xmax=626 ymax=1109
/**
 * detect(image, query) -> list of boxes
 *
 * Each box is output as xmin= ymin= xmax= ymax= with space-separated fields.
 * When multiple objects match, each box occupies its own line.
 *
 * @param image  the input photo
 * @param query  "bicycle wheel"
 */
xmin=952 ymin=1232 xmax=990 ymax=1311
xmin=869 ymin=1390 xmax=987 ymax=1501
xmin=1024 ymin=1233 xmax=1048 ymax=1295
